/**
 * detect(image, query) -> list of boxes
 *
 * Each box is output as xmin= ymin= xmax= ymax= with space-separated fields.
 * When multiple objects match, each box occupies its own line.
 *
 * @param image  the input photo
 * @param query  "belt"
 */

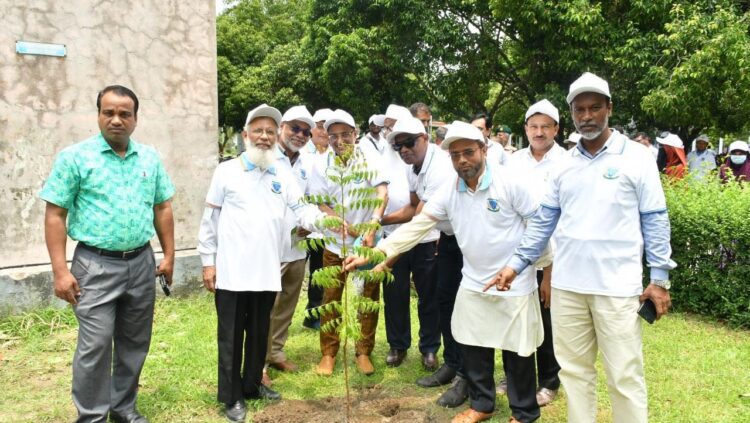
xmin=79 ymin=242 xmax=150 ymax=260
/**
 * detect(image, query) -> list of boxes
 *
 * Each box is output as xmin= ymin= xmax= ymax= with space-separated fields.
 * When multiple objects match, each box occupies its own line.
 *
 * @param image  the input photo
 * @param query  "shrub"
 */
xmin=662 ymin=174 xmax=750 ymax=328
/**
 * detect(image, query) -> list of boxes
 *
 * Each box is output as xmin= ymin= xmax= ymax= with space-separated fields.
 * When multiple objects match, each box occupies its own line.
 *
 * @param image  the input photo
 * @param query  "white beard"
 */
xmin=245 ymin=143 xmax=276 ymax=169
xmin=283 ymin=136 xmax=302 ymax=153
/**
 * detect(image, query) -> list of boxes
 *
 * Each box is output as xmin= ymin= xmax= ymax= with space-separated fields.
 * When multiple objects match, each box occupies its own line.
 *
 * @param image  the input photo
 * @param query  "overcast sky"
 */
xmin=215 ymin=0 xmax=229 ymax=15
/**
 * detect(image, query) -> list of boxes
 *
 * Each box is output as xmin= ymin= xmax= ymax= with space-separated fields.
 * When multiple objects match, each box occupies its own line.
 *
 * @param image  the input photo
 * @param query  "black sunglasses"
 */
xmin=392 ymin=135 xmax=421 ymax=151
xmin=290 ymin=124 xmax=312 ymax=137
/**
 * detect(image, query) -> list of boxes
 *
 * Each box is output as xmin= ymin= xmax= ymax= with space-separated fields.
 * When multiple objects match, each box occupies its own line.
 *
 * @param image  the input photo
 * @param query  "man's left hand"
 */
xmin=639 ymin=284 xmax=672 ymax=320
xmin=361 ymin=231 xmax=376 ymax=248
xmin=156 ymin=258 xmax=174 ymax=286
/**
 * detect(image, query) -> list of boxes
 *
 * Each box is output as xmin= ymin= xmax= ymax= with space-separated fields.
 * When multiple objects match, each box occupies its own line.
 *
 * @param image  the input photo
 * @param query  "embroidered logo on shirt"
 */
xmin=603 ymin=167 xmax=620 ymax=179
xmin=486 ymin=198 xmax=500 ymax=212
xmin=271 ymin=181 xmax=282 ymax=194
xmin=300 ymin=169 xmax=307 ymax=180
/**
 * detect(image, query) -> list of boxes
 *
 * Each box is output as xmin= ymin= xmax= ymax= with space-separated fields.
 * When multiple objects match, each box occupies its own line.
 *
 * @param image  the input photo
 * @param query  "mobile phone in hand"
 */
xmin=158 ymin=274 xmax=171 ymax=297
xmin=638 ymin=299 xmax=656 ymax=324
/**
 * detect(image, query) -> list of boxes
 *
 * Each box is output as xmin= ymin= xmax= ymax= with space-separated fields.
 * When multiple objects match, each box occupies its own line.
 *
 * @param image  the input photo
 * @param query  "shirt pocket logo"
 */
xmin=271 ymin=181 xmax=282 ymax=194
xmin=300 ymin=169 xmax=307 ymax=180
xmin=486 ymin=198 xmax=500 ymax=212
xmin=603 ymin=167 xmax=620 ymax=179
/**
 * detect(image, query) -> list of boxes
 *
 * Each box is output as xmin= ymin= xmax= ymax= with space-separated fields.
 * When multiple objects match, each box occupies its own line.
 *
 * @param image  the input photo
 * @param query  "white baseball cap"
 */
xmin=324 ymin=109 xmax=356 ymax=131
xmin=695 ymin=134 xmax=709 ymax=143
xmin=386 ymin=116 xmax=427 ymax=143
xmin=441 ymin=121 xmax=485 ymax=150
xmin=525 ymin=99 xmax=559 ymax=123
xmin=567 ymin=72 xmax=611 ymax=104
xmin=385 ymin=104 xmax=412 ymax=121
xmin=281 ymin=105 xmax=315 ymax=129
xmin=565 ymin=133 xmax=582 ymax=144
xmin=369 ymin=114 xmax=386 ymax=126
xmin=244 ymin=103 xmax=282 ymax=127
xmin=656 ymin=133 xmax=684 ymax=148
xmin=729 ymin=140 xmax=749 ymax=153
xmin=312 ymin=108 xmax=334 ymax=123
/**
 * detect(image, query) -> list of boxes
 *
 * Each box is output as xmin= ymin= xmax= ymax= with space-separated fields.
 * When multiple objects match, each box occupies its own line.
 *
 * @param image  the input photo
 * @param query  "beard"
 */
xmin=574 ymin=116 xmax=609 ymax=141
xmin=457 ymin=160 xmax=483 ymax=182
xmin=282 ymin=136 xmax=303 ymax=153
xmin=244 ymin=142 xmax=277 ymax=169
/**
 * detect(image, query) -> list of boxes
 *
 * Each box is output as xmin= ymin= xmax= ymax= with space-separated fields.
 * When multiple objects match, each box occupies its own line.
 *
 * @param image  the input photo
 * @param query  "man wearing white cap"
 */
xmin=198 ymin=104 xmax=331 ymax=422
xmin=301 ymin=108 xmax=336 ymax=330
xmin=311 ymin=109 xmax=389 ymax=376
xmin=491 ymin=72 xmax=676 ymax=423
xmin=687 ymin=134 xmax=717 ymax=181
xmin=383 ymin=104 xmax=413 ymax=139
xmin=265 ymin=105 xmax=317 ymax=375
xmin=359 ymin=114 xmax=387 ymax=159
xmin=346 ymin=120 xmax=544 ymax=423
xmin=719 ymin=140 xmax=750 ymax=183
xmin=377 ymin=116 xmax=446 ymax=371
xmin=504 ymin=99 xmax=565 ymax=408
xmin=655 ymin=132 xmax=687 ymax=179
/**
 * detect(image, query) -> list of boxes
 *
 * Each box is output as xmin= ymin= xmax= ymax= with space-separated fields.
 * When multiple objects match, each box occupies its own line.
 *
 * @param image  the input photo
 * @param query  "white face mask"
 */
xmin=730 ymin=154 xmax=747 ymax=165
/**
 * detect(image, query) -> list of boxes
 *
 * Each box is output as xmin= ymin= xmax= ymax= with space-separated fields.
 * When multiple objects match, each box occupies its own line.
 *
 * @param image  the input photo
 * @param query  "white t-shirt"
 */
xmin=507 ymin=143 xmax=567 ymax=201
xmin=423 ymin=165 xmax=539 ymax=296
xmin=312 ymin=150 xmax=389 ymax=257
xmin=358 ymin=139 xmax=410 ymax=237
xmin=543 ymin=131 xmax=667 ymax=296
xmin=304 ymin=146 xmax=334 ymax=239
xmin=407 ymin=143 xmax=455 ymax=242
xmin=202 ymin=157 xmax=321 ymax=292
xmin=276 ymin=146 xmax=314 ymax=262
xmin=487 ymin=141 xmax=507 ymax=167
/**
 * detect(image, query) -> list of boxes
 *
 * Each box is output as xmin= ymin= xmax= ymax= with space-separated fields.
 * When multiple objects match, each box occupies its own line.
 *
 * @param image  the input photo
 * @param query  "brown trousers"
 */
xmin=266 ymin=259 xmax=307 ymax=363
xmin=320 ymin=249 xmax=380 ymax=357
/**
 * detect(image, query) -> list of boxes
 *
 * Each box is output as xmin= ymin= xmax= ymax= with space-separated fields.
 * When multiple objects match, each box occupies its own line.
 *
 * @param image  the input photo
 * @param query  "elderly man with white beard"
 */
xmin=491 ymin=73 xmax=676 ymax=423
xmin=198 ymin=104 xmax=334 ymax=422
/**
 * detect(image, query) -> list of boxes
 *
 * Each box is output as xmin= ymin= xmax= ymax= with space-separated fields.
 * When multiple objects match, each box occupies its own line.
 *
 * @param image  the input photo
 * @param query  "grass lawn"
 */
xmin=1 ymin=291 xmax=748 ymax=422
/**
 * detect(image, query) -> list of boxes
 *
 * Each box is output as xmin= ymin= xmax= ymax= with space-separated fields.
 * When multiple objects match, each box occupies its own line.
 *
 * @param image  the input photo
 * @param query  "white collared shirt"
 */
xmin=276 ymin=146 xmax=314 ymax=262
xmin=423 ymin=164 xmax=539 ymax=296
xmin=198 ymin=155 xmax=322 ymax=292
xmin=542 ymin=131 xmax=668 ymax=296
xmin=507 ymin=143 xmax=567 ymax=201
xmin=407 ymin=143 xmax=455 ymax=242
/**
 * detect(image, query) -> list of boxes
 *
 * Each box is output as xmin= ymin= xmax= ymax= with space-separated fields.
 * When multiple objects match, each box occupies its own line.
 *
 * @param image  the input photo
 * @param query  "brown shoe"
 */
xmin=269 ymin=360 xmax=298 ymax=372
xmin=509 ymin=417 xmax=522 ymax=423
xmin=356 ymin=354 xmax=375 ymax=375
xmin=261 ymin=368 xmax=272 ymax=387
xmin=316 ymin=355 xmax=335 ymax=376
xmin=450 ymin=408 xmax=493 ymax=423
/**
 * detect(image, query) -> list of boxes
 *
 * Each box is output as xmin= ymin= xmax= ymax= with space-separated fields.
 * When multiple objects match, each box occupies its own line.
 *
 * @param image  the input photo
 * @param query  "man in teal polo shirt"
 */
xmin=40 ymin=85 xmax=175 ymax=423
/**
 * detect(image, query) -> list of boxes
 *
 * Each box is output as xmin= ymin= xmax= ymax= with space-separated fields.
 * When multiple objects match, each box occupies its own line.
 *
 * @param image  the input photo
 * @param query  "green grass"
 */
xmin=1 ymin=292 xmax=749 ymax=422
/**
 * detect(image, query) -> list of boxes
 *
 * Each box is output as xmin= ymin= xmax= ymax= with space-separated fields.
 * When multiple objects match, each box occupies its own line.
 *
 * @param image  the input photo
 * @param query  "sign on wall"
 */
xmin=16 ymin=41 xmax=66 ymax=57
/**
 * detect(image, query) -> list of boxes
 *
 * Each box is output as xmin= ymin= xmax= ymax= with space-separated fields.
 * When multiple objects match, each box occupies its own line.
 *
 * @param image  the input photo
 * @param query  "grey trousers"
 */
xmin=70 ymin=244 xmax=156 ymax=423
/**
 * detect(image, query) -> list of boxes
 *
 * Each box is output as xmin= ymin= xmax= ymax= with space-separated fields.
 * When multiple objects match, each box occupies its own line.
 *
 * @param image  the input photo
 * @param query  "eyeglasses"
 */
xmin=289 ymin=124 xmax=312 ymax=138
xmin=392 ymin=135 xmax=420 ymax=151
xmin=328 ymin=131 xmax=355 ymax=143
xmin=250 ymin=128 xmax=277 ymax=137
xmin=449 ymin=148 xmax=479 ymax=160
xmin=526 ymin=124 xmax=556 ymax=132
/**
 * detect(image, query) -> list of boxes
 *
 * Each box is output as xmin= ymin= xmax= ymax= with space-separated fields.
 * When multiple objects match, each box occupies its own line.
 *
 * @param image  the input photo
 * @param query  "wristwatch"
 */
xmin=650 ymin=279 xmax=671 ymax=290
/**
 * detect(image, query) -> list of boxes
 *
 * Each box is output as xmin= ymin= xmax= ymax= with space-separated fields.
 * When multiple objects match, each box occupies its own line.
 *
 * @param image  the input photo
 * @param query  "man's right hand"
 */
xmin=483 ymin=266 xmax=518 ymax=292
xmin=203 ymin=266 xmax=217 ymax=293
xmin=54 ymin=270 xmax=80 ymax=305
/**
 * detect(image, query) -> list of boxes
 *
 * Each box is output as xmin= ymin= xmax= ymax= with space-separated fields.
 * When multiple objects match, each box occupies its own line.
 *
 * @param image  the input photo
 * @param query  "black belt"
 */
xmin=79 ymin=242 xmax=150 ymax=260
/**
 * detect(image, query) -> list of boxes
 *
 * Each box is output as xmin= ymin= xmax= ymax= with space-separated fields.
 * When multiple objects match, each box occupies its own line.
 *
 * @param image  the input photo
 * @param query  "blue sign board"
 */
xmin=16 ymin=41 xmax=66 ymax=57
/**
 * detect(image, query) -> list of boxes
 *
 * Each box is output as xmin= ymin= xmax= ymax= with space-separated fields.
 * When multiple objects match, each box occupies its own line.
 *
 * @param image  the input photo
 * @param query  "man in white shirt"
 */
xmin=197 ymin=104 xmax=329 ymax=422
xmin=634 ymin=132 xmax=659 ymax=159
xmin=301 ymin=108 xmax=335 ymax=330
xmin=505 ymin=99 xmax=566 ymax=408
xmin=311 ymin=109 xmax=389 ymax=376
xmin=472 ymin=112 xmax=507 ymax=166
xmin=687 ymin=134 xmax=717 ymax=181
xmin=265 ymin=105 xmax=316 ymax=375
xmin=492 ymin=73 xmax=676 ymax=423
xmin=346 ymin=121 xmax=544 ymax=423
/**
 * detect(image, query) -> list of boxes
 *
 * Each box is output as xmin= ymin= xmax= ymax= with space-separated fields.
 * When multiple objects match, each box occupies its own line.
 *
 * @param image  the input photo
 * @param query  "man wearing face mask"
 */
xmin=265 ymin=106 xmax=317 ymax=376
xmin=719 ymin=140 xmax=750 ymax=183
xmin=491 ymin=73 xmax=676 ymax=423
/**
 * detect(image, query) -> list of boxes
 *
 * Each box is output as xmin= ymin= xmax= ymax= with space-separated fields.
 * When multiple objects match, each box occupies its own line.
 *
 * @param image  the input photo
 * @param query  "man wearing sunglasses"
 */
xmin=345 ymin=121 xmax=545 ymax=423
xmin=265 ymin=105 xmax=317 ymax=379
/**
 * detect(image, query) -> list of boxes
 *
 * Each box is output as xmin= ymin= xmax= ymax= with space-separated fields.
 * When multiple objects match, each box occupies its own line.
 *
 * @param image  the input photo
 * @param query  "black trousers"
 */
xmin=463 ymin=344 xmax=540 ymax=422
xmin=535 ymin=269 xmax=561 ymax=390
xmin=436 ymin=232 xmax=464 ymax=375
xmin=382 ymin=241 xmax=440 ymax=353
xmin=304 ymin=243 xmax=324 ymax=322
xmin=215 ymin=289 xmax=276 ymax=404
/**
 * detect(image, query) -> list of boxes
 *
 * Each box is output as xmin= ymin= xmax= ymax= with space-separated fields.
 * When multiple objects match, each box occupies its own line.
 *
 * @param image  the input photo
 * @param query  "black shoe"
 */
xmin=385 ymin=349 xmax=407 ymax=367
xmin=109 ymin=410 xmax=149 ymax=423
xmin=246 ymin=384 xmax=282 ymax=401
xmin=436 ymin=376 xmax=469 ymax=408
xmin=302 ymin=318 xmax=320 ymax=330
xmin=421 ymin=352 xmax=439 ymax=371
xmin=416 ymin=363 xmax=456 ymax=388
xmin=224 ymin=400 xmax=247 ymax=422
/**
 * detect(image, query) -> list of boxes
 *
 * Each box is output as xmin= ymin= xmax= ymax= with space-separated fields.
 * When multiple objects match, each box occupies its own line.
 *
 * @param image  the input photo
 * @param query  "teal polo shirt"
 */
xmin=40 ymin=133 xmax=175 ymax=251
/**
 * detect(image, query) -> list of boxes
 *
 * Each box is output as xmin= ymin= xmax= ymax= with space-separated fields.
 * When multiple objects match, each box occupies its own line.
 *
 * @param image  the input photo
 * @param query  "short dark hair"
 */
xmin=635 ymin=132 xmax=651 ymax=142
xmin=96 ymin=85 xmax=139 ymax=116
xmin=471 ymin=112 xmax=491 ymax=129
xmin=409 ymin=102 xmax=431 ymax=116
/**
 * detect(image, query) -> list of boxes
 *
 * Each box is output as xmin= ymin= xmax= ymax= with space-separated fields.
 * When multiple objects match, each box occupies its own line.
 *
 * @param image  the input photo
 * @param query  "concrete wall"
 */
xmin=0 ymin=1 xmax=218 ymax=315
